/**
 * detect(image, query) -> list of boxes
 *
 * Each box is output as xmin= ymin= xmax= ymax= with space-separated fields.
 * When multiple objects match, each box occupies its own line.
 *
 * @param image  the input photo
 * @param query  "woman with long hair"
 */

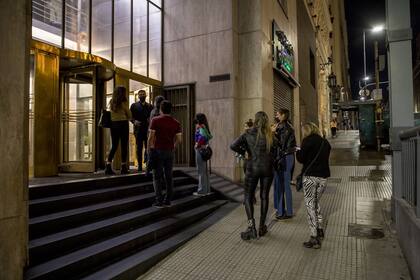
xmin=273 ymin=109 xmax=296 ymax=219
xmin=194 ymin=113 xmax=213 ymax=195
xmin=296 ymin=122 xmax=331 ymax=249
xmin=230 ymin=111 xmax=277 ymax=240
xmin=105 ymin=86 xmax=132 ymax=175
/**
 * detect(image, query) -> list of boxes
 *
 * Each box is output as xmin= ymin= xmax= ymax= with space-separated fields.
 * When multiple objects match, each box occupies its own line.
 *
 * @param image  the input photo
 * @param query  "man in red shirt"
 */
xmin=148 ymin=100 xmax=182 ymax=207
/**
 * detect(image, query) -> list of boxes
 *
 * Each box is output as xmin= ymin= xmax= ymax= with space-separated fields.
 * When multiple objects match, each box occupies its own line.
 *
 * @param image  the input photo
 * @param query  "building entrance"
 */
xmin=60 ymin=68 xmax=96 ymax=172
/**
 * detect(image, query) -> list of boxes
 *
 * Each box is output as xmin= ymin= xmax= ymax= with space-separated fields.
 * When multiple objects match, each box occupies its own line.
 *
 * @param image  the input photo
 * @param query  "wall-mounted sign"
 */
xmin=272 ymin=20 xmax=294 ymax=75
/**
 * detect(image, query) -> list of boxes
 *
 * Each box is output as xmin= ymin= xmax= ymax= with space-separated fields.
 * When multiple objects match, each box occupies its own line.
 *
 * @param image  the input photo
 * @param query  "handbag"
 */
xmin=296 ymin=139 xmax=325 ymax=192
xmin=98 ymin=104 xmax=112 ymax=128
xmin=199 ymin=145 xmax=213 ymax=161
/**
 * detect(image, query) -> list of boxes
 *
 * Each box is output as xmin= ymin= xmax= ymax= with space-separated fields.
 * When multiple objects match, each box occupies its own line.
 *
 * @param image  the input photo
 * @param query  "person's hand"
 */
xmin=134 ymin=120 xmax=141 ymax=126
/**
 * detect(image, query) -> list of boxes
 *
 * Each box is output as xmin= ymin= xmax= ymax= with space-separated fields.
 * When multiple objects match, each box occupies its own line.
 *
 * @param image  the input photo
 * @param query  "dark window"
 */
xmin=278 ymin=0 xmax=287 ymax=17
xmin=310 ymin=49 xmax=315 ymax=88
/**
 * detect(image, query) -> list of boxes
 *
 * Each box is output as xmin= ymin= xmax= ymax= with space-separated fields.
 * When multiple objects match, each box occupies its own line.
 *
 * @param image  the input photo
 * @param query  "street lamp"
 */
xmin=363 ymin=76 xmax=370 ymax=81
xmin=363 ymin=25 xmax=385 ymax=86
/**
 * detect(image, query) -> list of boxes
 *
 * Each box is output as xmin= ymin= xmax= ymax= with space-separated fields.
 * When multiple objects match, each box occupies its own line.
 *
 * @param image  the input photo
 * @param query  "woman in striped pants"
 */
xmin=296 ymin=123 xmax=331 ymax=249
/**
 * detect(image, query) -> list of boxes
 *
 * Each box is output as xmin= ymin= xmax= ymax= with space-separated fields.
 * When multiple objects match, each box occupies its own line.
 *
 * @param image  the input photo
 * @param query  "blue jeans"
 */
xmin=195 ymin=149 xmax=211 ymax=194
xmin=274 ymin=154 xmax=295 ymax=216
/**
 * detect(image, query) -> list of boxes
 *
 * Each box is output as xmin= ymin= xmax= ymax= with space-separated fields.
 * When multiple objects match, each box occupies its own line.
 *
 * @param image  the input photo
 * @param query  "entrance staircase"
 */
xmin=25 ymin=171 xmax=230 ymax=280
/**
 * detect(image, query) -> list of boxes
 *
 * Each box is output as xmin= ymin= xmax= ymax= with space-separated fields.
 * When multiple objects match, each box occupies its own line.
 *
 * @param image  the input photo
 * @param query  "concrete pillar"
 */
xmin=386 ymin=0 xmax=414 ymax=206
xmin=0 ymin=0 xmax=30 ymax=278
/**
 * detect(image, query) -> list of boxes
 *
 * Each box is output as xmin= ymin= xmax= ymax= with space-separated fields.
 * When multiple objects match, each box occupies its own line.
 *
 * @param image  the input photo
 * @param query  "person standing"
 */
xmin=106 ymin=86 xmax=132 ymax=175
xmin=146 ymin=95 xmax=165 ymax=176
xmin=130 ymin=90 xmax=153 ymax=172
xmin=148 ymin=101 xmax=182 ymax=208
xmin=330 ymin=119 xmax=338 ymax=138
xmin=230 ymin=111 xmax=277 ymax=240
xmin=150 ymin=95 xmax=165 ymax=120
xmin=194 ymin=113 xmax=213 ymax=195
xmin=273 ymin=109 xmax=296 ymax=220
xmin=296 ymin=122 xmax=331 ymax=249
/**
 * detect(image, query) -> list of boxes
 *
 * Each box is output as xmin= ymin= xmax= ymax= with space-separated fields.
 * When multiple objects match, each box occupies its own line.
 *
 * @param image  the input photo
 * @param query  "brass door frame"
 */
xmin=59 ymin=66 xmax=97 ymax=173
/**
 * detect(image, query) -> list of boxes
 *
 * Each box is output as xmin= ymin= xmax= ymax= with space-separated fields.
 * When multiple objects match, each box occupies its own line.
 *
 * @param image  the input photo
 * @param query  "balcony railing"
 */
xmin=400 ymin=126 xmax=420 ymax=217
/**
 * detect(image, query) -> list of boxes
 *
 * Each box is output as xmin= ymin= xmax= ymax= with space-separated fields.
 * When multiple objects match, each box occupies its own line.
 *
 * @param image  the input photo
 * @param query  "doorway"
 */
xmin=60 ymin=67 xmax=96 ymax=172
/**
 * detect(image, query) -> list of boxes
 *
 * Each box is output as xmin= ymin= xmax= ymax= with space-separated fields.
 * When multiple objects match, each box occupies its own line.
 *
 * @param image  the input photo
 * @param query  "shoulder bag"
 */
xmin=98 ymin=103 xmax=112 ymax=128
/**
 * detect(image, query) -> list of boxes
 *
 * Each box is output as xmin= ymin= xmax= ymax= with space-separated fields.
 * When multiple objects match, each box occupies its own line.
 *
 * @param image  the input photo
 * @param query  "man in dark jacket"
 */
xmin=130 ymin=90 xmax=153 ymax=172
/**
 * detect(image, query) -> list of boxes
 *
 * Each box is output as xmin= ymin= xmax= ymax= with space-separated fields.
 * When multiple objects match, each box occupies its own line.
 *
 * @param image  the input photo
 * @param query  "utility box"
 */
xmin=358 ymin=102 xmax=377 ymax=147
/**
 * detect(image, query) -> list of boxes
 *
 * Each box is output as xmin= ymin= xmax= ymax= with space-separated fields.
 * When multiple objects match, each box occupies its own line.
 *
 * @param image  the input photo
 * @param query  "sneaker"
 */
xmin=303 ymin=236 xmax=321 ymax=249
xmin=193 ymin=192 xmax=205 ymax=196
xmin=152 ymin=202 xmax=164 ymax=208
xmin=317 ymin=228 xmax=325 ymax=240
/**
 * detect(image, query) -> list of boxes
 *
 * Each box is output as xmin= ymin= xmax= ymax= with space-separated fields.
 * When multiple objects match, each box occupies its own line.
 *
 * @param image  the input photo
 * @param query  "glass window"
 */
xmin=92 ymin=0 xmax=112 ymax=60
xmin=32 ymin=0 xmax=63 ymax=47
xmin=133 ymin=0 xmax=148 ymax=76
xmin=148 ymin=4 xmax=162 ymax=80
xmin=114 ymin=0 xmax=131 ymax=70
xmin=65 ymin=0 xmax=89 ymax=52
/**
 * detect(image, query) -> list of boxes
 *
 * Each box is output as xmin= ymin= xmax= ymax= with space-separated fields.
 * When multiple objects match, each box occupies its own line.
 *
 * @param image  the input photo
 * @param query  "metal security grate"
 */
xmin=273 ymin=70 xmax=293 ymax=117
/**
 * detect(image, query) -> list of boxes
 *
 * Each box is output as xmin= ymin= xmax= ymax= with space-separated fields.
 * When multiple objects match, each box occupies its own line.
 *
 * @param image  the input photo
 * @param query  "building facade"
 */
xmin=164 ymin=0 xmax=349 ymax=181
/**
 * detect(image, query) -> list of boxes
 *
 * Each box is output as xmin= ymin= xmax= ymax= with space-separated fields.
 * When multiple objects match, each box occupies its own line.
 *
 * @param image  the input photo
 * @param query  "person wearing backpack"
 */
xmin=193 ymin=113 xmax=213 ymax=196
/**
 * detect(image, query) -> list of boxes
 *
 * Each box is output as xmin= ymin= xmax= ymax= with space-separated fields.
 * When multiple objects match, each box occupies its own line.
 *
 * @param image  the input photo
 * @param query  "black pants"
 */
xmin=134 ymin=128 xmax=148 ymax=169
xmin=244 ymin=169 xmax=273 ymax=227
xmin=108 ymin=121 xmax=129 ymax=163
xmin=331 ymin=127 xmax=337 ymax=137
xmin=152 ymin=150 xmax=174 ymax=203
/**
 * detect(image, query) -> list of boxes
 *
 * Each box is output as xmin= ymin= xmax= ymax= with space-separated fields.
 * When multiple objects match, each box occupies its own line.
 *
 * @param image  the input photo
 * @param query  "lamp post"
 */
xmin=362 ymin=25 xmax=384 ymax=86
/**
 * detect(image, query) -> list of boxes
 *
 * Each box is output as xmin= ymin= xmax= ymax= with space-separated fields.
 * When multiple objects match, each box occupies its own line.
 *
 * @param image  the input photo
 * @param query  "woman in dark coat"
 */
xmin=230 ymin=111 xmax=277 ymax=240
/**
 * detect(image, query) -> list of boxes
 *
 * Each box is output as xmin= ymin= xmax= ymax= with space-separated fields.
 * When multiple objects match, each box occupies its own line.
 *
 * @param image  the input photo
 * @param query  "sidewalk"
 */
xmin=138 ymin=131 xmax=411 ymax=280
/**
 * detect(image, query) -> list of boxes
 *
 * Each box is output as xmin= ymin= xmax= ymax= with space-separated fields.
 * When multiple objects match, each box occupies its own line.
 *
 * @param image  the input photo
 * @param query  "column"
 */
xmin=0 ymin=0 xmax=30 ymax=278
xmin=386 ymin=0 xmax=414 ymax=213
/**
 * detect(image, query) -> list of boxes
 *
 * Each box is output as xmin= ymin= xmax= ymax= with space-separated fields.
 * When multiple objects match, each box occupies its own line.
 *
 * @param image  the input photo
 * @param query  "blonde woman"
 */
xmin=296 ymin=122 xmax=331 ymax=249
xmin=106 ymin=86 xmax=132 ymax=175
xmin=230 ymin=111 xmax=278 ymax=240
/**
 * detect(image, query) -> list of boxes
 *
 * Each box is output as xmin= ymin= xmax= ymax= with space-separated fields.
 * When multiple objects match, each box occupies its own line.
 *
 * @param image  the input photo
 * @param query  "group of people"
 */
xmin=231 ymin=109 xmax=331 ymax=249
xmin=104 ymin=86 xmax=213 ymax=208
xmin=105 ymin=86 xmax=331 ymax=248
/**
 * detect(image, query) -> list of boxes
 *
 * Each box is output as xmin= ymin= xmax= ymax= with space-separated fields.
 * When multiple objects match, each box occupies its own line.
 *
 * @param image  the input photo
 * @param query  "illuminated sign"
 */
xmin=272 ymin=21 xmax=294 ymax=74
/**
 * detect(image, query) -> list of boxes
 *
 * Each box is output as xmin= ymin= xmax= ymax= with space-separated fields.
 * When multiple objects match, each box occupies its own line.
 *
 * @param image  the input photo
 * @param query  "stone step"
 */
xmin=29 ymin=194 xmax=216 ymax=265
xmin=29 ymin=177 xmax=195 ymax=218
xmin=25 ymin=201 xmax=227 ymax=280
xmin=29 ymin=184 xmax=197 ymax=239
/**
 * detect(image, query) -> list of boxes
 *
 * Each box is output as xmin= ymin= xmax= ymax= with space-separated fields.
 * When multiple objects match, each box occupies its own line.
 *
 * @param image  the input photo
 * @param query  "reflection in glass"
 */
xmin=65 ymin=0 xmax=89 ymax=51
xmin=63 ymin=83 xmax=94 ymax=162
xmin=133 ymin=0 xmax=148 ymax=76
xmin=114 ymin=0 xmax=131 ymax=69
xmin=32 ymin=0 xmax=63 ymax=47
xmin=92 ymin=0 xmax=112 ymax=60
xmin=149 ymin=4 xmax=162 ymax=80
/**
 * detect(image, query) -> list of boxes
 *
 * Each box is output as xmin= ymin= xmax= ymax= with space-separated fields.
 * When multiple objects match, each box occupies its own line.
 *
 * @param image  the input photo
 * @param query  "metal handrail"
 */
xmin=399 ymin=126 xmax=420 ymax=140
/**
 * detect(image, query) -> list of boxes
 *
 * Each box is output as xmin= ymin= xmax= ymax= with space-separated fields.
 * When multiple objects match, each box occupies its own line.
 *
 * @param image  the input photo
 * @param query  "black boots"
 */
xmin=303 ymin=236 xmax=321 ymax=249
xmin=258 ymin=225 xmax=268 ymax=237
xmin=317 ymin=228 xmax=325 ymax=240
xmin=121 ymin=164 xmax=129 ymax=174
xmin=241 ymin=219 xmax=257 ymax=240
xmin=105 ymin=164 xmax=115 ymax=175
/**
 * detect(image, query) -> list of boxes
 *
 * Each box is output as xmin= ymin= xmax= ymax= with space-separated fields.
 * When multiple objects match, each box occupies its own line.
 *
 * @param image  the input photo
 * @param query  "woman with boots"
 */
xmin=230 ymin=111 xmax=277 ymax=240
xmin=105 ymin=86 xmax=132 ymax=175
xmin=296 ymin=122 xmax=331 ymax=249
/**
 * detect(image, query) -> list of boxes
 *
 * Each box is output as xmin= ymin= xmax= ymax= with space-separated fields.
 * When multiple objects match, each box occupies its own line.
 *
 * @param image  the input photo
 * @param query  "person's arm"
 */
xmin=148 ymin=118 xmax=157 ymax=150
xmin=129 ymin=104 xmax=137 ymax=125
xmin=296 ymin=138 xmax=309 ymax=164
xmin=125 ymin=103 xmax=132 ymax=121
xmin=230 ymin=133 xmax=247 ymax=156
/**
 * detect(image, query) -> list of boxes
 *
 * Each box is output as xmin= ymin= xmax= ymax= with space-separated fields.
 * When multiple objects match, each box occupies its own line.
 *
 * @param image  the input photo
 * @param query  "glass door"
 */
xmin=60 ymin=68 xmax=96 ymax=172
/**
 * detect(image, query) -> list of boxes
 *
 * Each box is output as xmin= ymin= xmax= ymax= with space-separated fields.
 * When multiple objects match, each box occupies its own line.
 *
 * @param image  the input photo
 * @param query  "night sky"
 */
xmin=345 ymin=0 xmax=387 ymax=101
xmin=345 ymin=0 xmax=420 ymax=101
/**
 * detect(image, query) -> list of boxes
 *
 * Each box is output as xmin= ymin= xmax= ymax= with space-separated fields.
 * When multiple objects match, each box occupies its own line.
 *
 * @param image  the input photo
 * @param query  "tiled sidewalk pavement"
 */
xmin=139 ymin=134 xmax=411 ymax=280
